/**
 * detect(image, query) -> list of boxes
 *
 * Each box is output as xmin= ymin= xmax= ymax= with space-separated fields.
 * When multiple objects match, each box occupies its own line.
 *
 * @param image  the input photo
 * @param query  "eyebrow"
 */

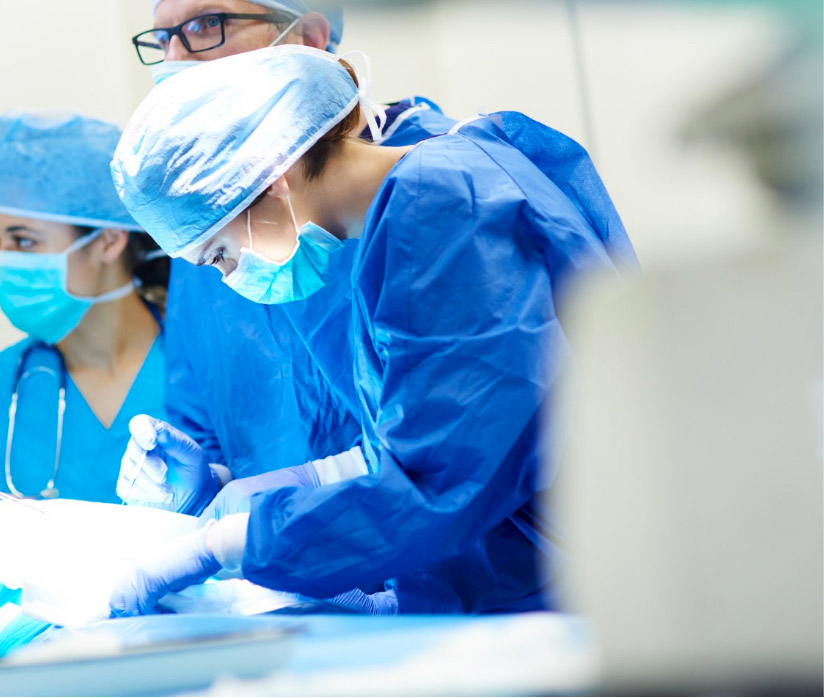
xmin=4 ymin=225 xmax=43 ymax=236
xmin=155 ymin=4 xmax=226 ymax=27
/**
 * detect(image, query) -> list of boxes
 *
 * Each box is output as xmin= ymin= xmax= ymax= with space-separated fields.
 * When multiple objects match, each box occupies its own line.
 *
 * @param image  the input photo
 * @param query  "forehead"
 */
xmin=154 ymin=0 xmax=267 ymax=26
xmin=0 ymin=214 xmax=74 ymax=238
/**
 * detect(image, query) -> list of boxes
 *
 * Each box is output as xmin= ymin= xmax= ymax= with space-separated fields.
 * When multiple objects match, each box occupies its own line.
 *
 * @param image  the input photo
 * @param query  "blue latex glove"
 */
xmin=326 ymin=589 xmax=398 ymax=615
xmin=199 ymin=462 xmax=320 ymax=521
xmin=110 ymin=526 xmax=221 ymax=617
xmin=117 ymin=415 xmax=220 ymax=516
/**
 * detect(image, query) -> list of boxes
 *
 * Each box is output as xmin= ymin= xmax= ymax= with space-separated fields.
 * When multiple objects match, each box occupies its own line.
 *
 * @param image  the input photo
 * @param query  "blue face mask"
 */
xmin=0 ymin=229 xmax=135 ymax=344
xmin=222 ymin=199 xmax=344 ymax=305
xmin=149 ymin=18 xmax=301 ymax=85
xmin=150 ymin=60 xmax=202 ymax=85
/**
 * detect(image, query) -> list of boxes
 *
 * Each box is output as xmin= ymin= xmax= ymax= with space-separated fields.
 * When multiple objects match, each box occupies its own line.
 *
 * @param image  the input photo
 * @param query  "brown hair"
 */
xmin=73 ymin=226 xmax=169 ymax=310
xmin=300 ymin=58 xmax=363 ymax=181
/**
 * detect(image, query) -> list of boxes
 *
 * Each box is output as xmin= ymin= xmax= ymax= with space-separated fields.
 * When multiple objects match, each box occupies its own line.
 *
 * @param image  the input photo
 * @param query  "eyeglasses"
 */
xmin=132 ymin=11 xmax=298 ymax=65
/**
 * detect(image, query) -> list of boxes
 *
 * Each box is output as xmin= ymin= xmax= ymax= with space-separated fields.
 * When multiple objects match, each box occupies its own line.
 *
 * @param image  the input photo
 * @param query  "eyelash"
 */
xmin=11 ymin=235 xmax=34 ymax=250
xmin=210 ymin=248 xmax=225 ymax=266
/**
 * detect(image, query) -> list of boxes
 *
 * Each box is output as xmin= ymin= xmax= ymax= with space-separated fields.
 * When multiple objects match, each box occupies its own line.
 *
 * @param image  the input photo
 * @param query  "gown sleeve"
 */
xmin=243 ymin=136 xmax=617 ymax=597
xmin=163 ymin=259 xmax=225 ymax=464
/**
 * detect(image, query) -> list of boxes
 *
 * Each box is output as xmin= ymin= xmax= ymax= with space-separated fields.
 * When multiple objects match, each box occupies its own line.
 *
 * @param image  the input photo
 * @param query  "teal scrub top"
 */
xmin=0 ymin=332 xmax=166 ymax=503
xmin=0 ymin=329 xmax=166 ymax=658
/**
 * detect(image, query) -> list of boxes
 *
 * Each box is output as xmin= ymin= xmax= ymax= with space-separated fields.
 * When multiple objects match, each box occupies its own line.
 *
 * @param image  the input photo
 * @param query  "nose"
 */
xmin=221 ymin=256 xmax=238 ymax=278
xmin=164 ymin=34 xmax=193 ymax=62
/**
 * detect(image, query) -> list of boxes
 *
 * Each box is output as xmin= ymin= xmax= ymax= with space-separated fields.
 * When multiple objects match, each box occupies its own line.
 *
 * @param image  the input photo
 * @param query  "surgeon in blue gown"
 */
xmin=108 ymin=45 xmax=637 ymax=616
xmin=166 ymin=94 xmax=454 ymax=474
xmin=0 ymin=111 xmax=169 ymax=654
xmin=146 ymin=0 xmax=456 ymax=473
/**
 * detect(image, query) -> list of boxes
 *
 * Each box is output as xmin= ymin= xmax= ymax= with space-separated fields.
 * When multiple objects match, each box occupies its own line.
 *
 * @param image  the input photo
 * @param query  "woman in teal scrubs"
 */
xmin=0 ymin=110 xmax=169 ymax=655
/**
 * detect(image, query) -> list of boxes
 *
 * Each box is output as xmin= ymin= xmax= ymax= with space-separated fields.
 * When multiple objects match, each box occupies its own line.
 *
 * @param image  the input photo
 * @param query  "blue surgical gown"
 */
xmin=242 ymin=112 xmax=638 ymax=613
xmin=164 ymin=97 xmax=456 ymax=475
xmin=0 ymin=327 xmax=166 ymax=656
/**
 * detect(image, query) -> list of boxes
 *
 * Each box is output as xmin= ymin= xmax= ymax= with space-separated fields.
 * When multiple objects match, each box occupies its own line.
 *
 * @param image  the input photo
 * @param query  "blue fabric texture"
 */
xmin=0 ymin=111 xmax=141 ymax=231
xmin=0 ymin=336 xmax=167 ymax=504
xmin=378 ymin=97 xmax=457 ymax=147
xmin=271 ymin=98 xmax=457 ymax=417
xmin=164 ymin=262 xmax=361 ymax=475
xmin=163 ymin=97 xmax=453 ymax=475
xmin=242 ymin=113 xmax=637 ymax=613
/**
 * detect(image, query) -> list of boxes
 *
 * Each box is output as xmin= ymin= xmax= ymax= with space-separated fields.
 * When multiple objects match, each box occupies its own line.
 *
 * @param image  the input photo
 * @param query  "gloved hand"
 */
xmin=116 ymin=414 xmax=220 ymax=516
xmin=109 ymin=525 xmax=221 ymax=617
xmin=199 ymin=462 xmax=320 ymax=521
xmin=198 ymin=447 xmax=371 ymax=521
xmin=326 ymin=588 xmax=398 ymax=615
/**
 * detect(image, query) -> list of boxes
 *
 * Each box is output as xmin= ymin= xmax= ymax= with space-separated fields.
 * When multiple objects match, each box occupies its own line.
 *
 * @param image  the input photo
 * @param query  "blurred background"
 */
xmin=0 ymin=1 xmax=821 ymax=692
xmin=0 ymin=1 xmax=818 ymax=313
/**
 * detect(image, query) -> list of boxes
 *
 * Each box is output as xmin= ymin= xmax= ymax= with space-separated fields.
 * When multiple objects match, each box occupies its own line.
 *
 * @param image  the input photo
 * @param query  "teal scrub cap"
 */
xmin=112 ymin=45 xmax=382 ymax=257
xmin=151 ymin=1 xmax=344 ymax=51
xmin=0 ymin=111 xmax=142 ymax=231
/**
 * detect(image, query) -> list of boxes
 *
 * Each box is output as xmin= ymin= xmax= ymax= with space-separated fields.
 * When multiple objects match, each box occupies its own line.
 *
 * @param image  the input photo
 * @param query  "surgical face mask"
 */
xmin=0 ymin=228 xmax=135 ymax=344
xmin=150 ymin=17 xmax=300 ymax=85
xmin=151 ymin=60 xmax=202 ymax=85
xmin=222 ymin=197 xmax=344 ymax=305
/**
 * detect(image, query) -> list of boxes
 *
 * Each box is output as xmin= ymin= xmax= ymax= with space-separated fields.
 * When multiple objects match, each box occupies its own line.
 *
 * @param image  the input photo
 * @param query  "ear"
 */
xmin=97 ymin=228 xmax=130 ymax=264
xmin=295 ymin=12 xmax=331 ymax=50
xmin=264 ymin=175 xmax=290 ymax=201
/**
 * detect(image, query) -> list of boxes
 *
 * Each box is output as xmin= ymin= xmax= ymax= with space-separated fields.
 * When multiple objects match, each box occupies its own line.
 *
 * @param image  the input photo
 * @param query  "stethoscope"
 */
xmin=3 ymin=302 xmax=163 ymax=500
xmin=4 ymin=341 xmax=67 ymax=499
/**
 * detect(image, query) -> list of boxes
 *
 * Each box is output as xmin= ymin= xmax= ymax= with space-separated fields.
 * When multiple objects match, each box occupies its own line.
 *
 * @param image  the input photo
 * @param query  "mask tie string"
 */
xmin=341 ymin=50 xmax=386 ymax=142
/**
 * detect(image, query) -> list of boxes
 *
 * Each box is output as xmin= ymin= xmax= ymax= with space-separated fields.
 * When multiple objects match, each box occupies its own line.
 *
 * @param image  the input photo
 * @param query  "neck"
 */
xmin=287 ymin=140 xmax=414 ymax=237
xmin=58 ymin=291 xmax=158 ymax=372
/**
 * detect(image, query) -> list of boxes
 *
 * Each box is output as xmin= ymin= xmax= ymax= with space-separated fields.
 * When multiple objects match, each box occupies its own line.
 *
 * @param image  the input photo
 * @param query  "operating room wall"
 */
xmin=0 ymin=0 xmax=791 ymax=349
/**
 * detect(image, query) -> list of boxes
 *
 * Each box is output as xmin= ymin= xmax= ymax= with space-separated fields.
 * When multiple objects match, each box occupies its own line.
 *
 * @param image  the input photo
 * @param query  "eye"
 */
xmin=210 ymin=247 xmax=226 ymax=266
xmin=185 ymin=15 xmax=221 ymax=38
xmin=150 ymin=30 xmax=170 ymax=49
xmin=11 ymin=235 xmax=35 ymax=251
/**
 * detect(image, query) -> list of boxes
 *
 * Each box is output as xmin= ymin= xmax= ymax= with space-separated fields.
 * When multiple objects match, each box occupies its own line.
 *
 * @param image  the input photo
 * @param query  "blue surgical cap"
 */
xmin=112 ymin=46 xmax=362 ymax=257
xmin=152 ymin=1 xmax=344 ymax=51
xmin=0 ymin=111 xmax=142 ymax=231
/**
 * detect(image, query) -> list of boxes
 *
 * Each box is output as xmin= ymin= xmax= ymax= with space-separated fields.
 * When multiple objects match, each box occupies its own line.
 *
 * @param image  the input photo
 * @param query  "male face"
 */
xmin=152 ymin=0 xmax=329 ymax=61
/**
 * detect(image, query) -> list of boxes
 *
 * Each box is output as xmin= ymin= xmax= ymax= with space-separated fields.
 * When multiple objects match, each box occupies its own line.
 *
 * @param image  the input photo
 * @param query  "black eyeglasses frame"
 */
xmin=132 ymin=11 xmax=299 ymax=65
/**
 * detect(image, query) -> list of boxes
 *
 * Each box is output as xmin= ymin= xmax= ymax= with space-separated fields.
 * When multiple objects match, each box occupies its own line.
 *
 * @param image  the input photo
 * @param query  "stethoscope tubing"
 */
xmin=4 ymin=342 xmax=67 ymax=499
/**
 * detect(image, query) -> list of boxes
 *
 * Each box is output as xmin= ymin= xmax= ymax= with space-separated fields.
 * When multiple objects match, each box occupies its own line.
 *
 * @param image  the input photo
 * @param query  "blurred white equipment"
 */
xmin=555 ymin=234 xmax=823 ymax=694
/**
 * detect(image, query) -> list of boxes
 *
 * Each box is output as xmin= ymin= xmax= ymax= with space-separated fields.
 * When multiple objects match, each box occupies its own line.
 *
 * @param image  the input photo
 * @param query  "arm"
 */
xmin=198 ymin=446 xmax=370 ymax=520
xmin=109 ymin=512 xmax=398 ymax=616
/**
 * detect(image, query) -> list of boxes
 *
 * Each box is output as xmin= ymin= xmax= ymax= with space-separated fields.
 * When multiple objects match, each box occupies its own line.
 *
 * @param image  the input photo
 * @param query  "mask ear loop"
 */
xmin=340 ymin=50 xmax=386 ymax=142
xmin=269 ymin=17 xmax=301 ymax=48
xmin=140 ymin=249 xmax=167 ymax=262
xmin=63 ymin=227 xmax=104 ymax=255
xmin=246 ymin=194 xmax=301 ymax=259
xmin=285 ymin=193 xmax=300 ymax=237
xmin=59 ymin=227 xmax=135 ymax=302
xmin=246 ymin=210 xmax=254 ymax=251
